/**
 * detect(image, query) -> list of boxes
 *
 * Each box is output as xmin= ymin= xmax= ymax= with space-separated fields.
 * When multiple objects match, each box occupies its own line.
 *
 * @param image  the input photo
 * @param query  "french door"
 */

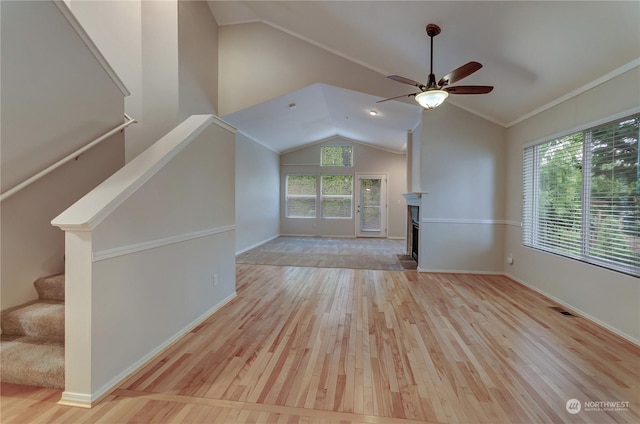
xmin=355 ymin=174 xmax=387 ymax=237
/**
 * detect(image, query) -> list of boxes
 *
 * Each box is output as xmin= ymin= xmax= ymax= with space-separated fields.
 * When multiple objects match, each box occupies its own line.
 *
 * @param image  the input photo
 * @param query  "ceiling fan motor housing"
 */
xmin=426 ymin=24 xmax=441 ymax=38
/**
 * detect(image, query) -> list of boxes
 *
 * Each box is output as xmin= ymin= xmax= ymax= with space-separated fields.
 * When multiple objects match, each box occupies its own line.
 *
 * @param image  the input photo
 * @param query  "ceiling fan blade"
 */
xmin=376 ymin=93 xmax=418 ymax=103
xmin=444 ymin=85 xmax=493 ymax=94
xmin=387 ymin=75 xmax=425 ymax=90
xmin=438 ymin=61 xmax=483 ymax=87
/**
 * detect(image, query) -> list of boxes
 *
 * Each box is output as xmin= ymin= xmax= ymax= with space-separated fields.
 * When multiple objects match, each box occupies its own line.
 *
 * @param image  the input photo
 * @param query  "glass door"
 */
xmin=356 ymin=174 xmax=387 ymax=237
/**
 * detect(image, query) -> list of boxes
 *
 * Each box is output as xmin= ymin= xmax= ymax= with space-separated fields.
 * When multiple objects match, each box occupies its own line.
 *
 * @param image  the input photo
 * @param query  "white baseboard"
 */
xmin=417 ymin=267 xmax=503 ymax=275
xmin=58 ymin=292 xmax=237 ymax=408
xmin=504 ymin=272 xmax=640 ymax=348
xmin=235 ymin=234 xmax=279 ymax=255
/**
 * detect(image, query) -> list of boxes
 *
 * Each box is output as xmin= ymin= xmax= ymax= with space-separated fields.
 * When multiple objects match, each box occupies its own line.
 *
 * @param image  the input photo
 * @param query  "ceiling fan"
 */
xmin=378 ymin=24 xmax=493 ymax=110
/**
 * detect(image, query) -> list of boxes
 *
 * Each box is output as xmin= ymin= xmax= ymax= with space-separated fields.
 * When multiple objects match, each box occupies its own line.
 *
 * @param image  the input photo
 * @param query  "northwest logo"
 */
xmin=566 ymin=399 xmax=581 ymax=414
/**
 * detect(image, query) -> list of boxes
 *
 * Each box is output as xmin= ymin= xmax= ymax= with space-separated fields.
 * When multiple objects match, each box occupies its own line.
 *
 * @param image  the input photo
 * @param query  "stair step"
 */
xmin=34 ymin=274 xmax=65 ymax=301
xmin=1 ymin=301 xmax=64 ymax=339
xmin=0 ymin=336 xmax=64 ymax=389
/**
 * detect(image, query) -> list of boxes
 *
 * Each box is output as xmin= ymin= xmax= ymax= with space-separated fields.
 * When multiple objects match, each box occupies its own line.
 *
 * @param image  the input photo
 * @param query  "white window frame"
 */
xmin=522 ymin=113 xmax=639 ymax=276
xmin=320 ymin=145 xmax=353 ymax=167
xmin=285 ymin=174 xmax=317 ymax=219
xmin=320 ymin=175 xmax=353 ymax=219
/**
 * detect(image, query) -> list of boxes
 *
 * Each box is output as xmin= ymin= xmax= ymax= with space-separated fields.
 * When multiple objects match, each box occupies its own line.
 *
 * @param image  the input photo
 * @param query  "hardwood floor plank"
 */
xmin=2 ymin=264 xmax=639 ymax=423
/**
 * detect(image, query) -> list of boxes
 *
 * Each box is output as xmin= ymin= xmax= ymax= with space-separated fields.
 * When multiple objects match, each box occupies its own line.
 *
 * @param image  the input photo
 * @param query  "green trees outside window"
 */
xmin=286 ymin=175 xmax=317 ymax=218
xmin=523 ymin=114 xmax=639 ymax=275
xmin=321 ymin=146 xmax=353 ymax=167
xmin=321 ymin=175 xmax=353 ymax=218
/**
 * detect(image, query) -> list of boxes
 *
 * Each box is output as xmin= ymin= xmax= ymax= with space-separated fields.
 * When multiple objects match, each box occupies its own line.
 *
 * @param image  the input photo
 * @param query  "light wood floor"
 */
xmin=1 ymin=265 xmax=639 ymax=423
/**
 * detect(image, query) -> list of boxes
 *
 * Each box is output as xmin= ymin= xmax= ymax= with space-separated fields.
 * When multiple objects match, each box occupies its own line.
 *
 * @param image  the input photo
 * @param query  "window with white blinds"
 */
xmin=523 ymin=114 xmax=639 ymax=276
xmin=286 ymin=175 xmax=317 ymax=218
xmin=321 ymin=175 xmax=353 ymax=218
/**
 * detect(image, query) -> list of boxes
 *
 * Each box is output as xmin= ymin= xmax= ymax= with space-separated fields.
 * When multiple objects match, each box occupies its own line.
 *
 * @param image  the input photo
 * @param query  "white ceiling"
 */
xmin=209 ymin=1 xmax=640 ymax=153
xmin=223 ymin=83 xmax=421 ymax=153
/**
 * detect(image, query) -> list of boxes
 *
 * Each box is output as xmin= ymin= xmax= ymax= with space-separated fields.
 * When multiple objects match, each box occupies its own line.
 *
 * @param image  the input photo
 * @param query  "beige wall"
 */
xmin=69 ymin=0 xmax=219 ymax=161
xmin=280 ymin=138 xmax=406 ymax=239
xmin=419 ymin=102 xmax=507 ymax=273
xmin=0 ymin=1 xmax=125 ymax=308
xmin=218 ymin=22 xmax=412 ymax=116
xmin=178 ymin=0 xmax=218 ymax=120
xmin=236 ymin=133 xmax=280 ymax=253
xmin=504 ymin=66 xmax=640 ymax=342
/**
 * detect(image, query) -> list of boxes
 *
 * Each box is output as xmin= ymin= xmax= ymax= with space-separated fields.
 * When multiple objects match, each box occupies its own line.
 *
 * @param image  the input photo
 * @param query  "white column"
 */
xmin=59 ymin=230 xmax=94 ymax=407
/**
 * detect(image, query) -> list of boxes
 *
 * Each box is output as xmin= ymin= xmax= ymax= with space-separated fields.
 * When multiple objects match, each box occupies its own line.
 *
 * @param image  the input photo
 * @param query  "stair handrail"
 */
xmin=0 ymin=114 xmax=137 ymax=203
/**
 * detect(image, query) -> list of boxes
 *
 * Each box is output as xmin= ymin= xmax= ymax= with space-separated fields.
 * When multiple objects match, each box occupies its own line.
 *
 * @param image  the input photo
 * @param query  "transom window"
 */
xmin=522 ymin=113 xmax=639 ymax=276
xmin=321 ymin=145 xmax=353 ymax=167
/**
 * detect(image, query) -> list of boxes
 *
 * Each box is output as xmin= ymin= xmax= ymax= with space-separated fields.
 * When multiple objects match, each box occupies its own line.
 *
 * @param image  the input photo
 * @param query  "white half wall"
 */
xmin=504 ymin=66 xmax=640 ymax=343
xmin=53 ymin=116 xmax=237 ymax=404
xmin=235 ymin=133 xmax=280 ymax=253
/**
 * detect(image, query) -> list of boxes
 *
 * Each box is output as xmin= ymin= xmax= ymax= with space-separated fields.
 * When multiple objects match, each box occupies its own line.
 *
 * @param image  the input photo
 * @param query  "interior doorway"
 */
xmin=355 ymin=174 xmax=387 ymax=238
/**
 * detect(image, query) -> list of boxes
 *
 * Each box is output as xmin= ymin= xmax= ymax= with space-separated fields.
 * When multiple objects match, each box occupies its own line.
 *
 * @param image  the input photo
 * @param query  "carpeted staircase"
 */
xmin=0 ymin=274 xmax=65 ymax=389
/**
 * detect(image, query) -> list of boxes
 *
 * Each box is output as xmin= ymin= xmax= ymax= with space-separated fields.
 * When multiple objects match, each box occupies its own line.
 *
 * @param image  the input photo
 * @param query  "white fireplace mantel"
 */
xmin=402 ymin=192 xmax=425 ymax=206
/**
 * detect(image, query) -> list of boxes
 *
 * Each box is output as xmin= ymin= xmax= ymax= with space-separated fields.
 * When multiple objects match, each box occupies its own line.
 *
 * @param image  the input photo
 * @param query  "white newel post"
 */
xmin=58 ymin=228 xmax=95 ymax=407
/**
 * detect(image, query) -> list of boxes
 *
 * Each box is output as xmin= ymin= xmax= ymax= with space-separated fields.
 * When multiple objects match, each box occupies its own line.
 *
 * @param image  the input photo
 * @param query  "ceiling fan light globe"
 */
xmin=415 ymin=90 xmax=449 ymax=110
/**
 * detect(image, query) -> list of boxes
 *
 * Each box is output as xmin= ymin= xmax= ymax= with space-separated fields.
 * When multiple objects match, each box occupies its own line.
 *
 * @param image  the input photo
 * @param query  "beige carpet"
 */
xmin=0 ymin=273 xmax=65 ymax=389
xmin=236 ymin=236 xmax=416 ymax=270
xmin=0 ymin=336 xmax=65 ymax=389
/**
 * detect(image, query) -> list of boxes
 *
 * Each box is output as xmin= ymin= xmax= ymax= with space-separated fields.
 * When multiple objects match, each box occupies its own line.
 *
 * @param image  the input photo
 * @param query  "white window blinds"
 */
xmin=321 ymin=175 xmax=353 ymax=218
xmin=523 ymin=114 xmax=639 ymax=276
xmin=286 ymin=175 xmax=317 ymax=218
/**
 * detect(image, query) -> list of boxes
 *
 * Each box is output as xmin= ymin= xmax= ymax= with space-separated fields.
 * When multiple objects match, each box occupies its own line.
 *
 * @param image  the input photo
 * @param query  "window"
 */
xmin=321 ymin=175 xmax=353 ymax=218
xmin=286 ymin=175 xmax=317 ymax=218
xmin=321 ymin=145 xmax=353 ymax=167
xmin=523 ymin=114 xmax=639 ymax=276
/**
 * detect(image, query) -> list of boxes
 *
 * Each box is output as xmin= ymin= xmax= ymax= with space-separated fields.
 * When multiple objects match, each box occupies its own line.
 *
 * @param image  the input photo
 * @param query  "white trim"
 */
xmin=236 ymin=130 xmax=280 ymax=155
xmin=504 ymin=272 xmax=640 ymax=348
xmin=209 ymin=115 xmax=238 ymax=135
xmin=93 ymin=225 xmax=236 ymax=262
xmin=508 ymin=59 xmax=640 ymax=128
xmin=235 ymin=234 xmax=280 ymax=255
xmin=279 ymin=233 xmax=355 ymax=239
xmin=53 ymin=1 xmax=130 ymax=97
xmin=281 ymin=134 xmax=405 ymax=156
xmin=522 ymin=106 xmax=640 ymax=149
xmin=444 ymin=99 xmax=506 ymax=127
xmin=57 ymin=392 xmax=93 ymax=409
xmin=58 ymin=292 xmax=237 ymax=408
xmin=417 ymin=267 xmax=503 ymax=275
xmin=421 ymin=218 xmax=513 ymax=225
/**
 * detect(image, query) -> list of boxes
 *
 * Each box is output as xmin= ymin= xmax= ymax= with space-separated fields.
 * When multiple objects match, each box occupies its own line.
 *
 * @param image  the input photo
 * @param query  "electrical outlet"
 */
xmin=213 ymin=273 xmax=219 ymax=286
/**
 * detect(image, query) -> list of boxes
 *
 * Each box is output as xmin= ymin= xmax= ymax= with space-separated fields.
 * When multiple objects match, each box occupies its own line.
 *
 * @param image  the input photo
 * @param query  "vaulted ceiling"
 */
xmin=208 ymin=1 xmax=640 ymax=153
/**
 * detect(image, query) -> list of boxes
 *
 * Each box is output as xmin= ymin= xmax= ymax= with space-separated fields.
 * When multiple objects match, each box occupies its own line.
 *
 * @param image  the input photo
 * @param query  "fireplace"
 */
xmin=409 ymin=206 xmax=419 ymax=261
xmin=402 ymin=193 xmax=421 ymax=266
